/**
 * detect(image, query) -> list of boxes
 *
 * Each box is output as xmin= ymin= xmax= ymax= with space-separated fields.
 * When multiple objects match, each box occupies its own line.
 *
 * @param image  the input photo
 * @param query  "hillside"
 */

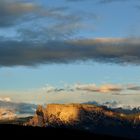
xmin=0 ymin=124 xmax=133 ymax=140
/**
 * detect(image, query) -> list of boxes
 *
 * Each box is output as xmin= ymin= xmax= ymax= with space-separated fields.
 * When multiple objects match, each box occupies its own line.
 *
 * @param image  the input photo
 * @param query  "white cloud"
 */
xmin=0 ymin=83 xmax=140 ymax=107
xmin=0 ymin=97 xmax=11 ymax=102
xmin=42 ymin=84 xmax=57 ymax=93
xmin=75 ymin=83 xmax=123 ymax=93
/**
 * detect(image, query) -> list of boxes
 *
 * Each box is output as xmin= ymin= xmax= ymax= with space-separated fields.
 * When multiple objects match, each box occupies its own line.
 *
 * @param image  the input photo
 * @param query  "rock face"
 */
xmin=26 ymin=104 xmax=140 ymax=139
xmin=26 ymin=104 xmax=121 ymax=127
xmin=46 ymin=104 xmax=80 ymax=124
xmin=26 ymin=105 xmax=45 ymax=127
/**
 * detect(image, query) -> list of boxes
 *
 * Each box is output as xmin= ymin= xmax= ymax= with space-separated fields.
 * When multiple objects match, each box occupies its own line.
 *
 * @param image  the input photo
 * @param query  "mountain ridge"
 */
xmin=26 ymin=103 xmax=140 ymax=140
xmin=0 ymin=100 xmax=37 ymax=115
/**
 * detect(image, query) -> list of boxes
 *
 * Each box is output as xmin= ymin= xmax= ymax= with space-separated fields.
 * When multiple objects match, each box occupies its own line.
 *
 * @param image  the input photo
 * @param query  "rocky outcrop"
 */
xmin=24 ymin=104 xmax=140 ymax=140
xmin=26 ymin=105 xmax=46 ymax=127
xmin=26 ymin=104 xmax=122 ymax=127
xmin=26 ymin=104 xmax=140 ymax=128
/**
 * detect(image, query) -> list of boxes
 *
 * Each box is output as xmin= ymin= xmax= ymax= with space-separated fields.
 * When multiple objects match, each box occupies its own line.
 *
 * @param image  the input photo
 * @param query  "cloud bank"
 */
xmin=0 ymin=0 xmax=40 ymax=27
xmin=66 ymin=0 xmax=137 ymax=3
xmin=1 ymin=83 xmax=140 ymax=107
xmin=38 ymin=83 xmax=140 ymax=106
xmin=0 ymin=38 xmax=140 ymax=66
xmin=75 ymin=83 xmax=123 ymax=93
xmin=42 ymin=83 xmax=140 ymax=94
xmin=0 ymin=97 xmax=11 ymax=102
xmin=0 ymin=0 xmax=140 ymax=67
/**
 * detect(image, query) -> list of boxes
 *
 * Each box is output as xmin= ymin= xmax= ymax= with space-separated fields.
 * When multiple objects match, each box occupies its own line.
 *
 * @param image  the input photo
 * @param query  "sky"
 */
xmin=0 ymin=0 xmax=140 ymax=106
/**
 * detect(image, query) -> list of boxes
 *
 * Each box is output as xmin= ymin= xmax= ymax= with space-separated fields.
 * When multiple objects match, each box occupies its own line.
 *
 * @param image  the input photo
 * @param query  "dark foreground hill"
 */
xmin=0 ymin=124 xmax=134 ymax=140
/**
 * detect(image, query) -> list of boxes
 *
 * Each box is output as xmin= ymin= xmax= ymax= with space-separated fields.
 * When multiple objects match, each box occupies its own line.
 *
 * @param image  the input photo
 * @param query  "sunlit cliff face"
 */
xmin=27 ymin=103 xmax=121 ymax=127
xmin=46 ymin=104 xmax=80 ymax=123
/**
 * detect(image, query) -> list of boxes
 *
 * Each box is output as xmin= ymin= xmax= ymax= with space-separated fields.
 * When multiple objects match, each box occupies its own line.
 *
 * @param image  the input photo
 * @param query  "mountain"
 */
xmin=0 ymin=108 xmax=16 ymax=120
xmin=0 ymin=101 xmax=37 ymax=117
xmin=84 ymin=101 xmax=140 ymax=114
xmin=26 ymin=103 xmax=140 ymax=140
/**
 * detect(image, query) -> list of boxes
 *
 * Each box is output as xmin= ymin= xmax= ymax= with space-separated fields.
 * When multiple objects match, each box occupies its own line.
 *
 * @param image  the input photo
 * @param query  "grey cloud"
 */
xmin=98 ymin=0 xmax=140 ymax=4
xmin=99 ymin=0 xmax=128 ymax=4
xmin=66 ymin=0 xmax=133 ymax=3
xmin=0 ymin=0 xmax=98 ymax=41
xmin=127 ymin=86 xmax=140 ymax=91
xmin=0 ymin=0 xmax=69 ymax=28
xmin=16 ymin=15 xmax=82 ymax=41
xmin=16 ymin=9 xmax=96 ymax=42
xmin=42 ymin=83 xmax=124 ymax=94
xmin=0 ymin=38 xmax=140 ymax=66
xmin=75 ymin=83 xmax=123 ymax=93
xmin=0 ymin=0 xmax=39 ymax=27
xmin=66 ymin=0 xmax=86 ymax=2
xmin=66 ymin=0 xmax=115 ymax=3
xmin=0 ymin=100 xmax=37 ymax=115
xmin=135 ymin=5 xmax=140 ymax=10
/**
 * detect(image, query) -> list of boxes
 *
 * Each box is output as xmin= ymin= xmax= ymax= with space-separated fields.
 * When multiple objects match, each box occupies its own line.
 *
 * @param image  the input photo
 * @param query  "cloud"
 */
xmin=42 ymin=85 xmax=65 ymax=93
xmin=0 ymin=99 xmax=37 ymax=116
xmin=0 ymin=97 xmax=11 ymax=102
xmin=0 ymin=0 xmax=39 ymax=27
xmin=75 ymin=83 xmax=123 ymax=93
xmin=66 ymin=0 xmax=87 ymax=2
xmin=41 ymin=83 xmax=140 ymax=94
xmin=0 ymin=38 xmax=140 ymax=66
xmin=0 ymin=0 xmax=96 ymax=25
xmin=0 ymin=0 xmax=98 ymax=45
xmin=0 ymin=1 xmax=139 ymax=66
xmin=126 ymin=85 xmax=140 ymax=91
xmin=135 ymin=5 xmax=140 ymax=10
xmin=41 ymin=83 xmax=123 ymax=94
xmin=17 ymin=13 xmax=82 ymax=41
xmin=66 ymin=0 xmax=134 ymax=3
xmin=0 ymin=0 xmax=99 ymax=40
xmin=98 ymin=0 xmax=133 ymax=4
xmin=36 ymin=83 xmax=140 ymax=107
xmin=0 ymin=83 xmax=140 ymax=107
xmin=0 ymin=0 xmax=74 ymax=28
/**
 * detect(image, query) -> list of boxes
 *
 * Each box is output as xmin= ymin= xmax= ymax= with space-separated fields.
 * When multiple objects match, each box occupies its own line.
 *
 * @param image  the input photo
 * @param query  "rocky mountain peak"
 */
xmin=26 ymin=104 xmax=118 ymax=127
xmin=25 ymin=103 xmax=140 ymax=139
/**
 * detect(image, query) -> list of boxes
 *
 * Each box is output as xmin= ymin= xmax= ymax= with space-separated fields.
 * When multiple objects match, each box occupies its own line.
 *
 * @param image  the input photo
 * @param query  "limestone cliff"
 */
xmin=24 ymin=104 xmax=140 ymax=139
xmin=26 ymin=104 xmax=122 ymax=127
